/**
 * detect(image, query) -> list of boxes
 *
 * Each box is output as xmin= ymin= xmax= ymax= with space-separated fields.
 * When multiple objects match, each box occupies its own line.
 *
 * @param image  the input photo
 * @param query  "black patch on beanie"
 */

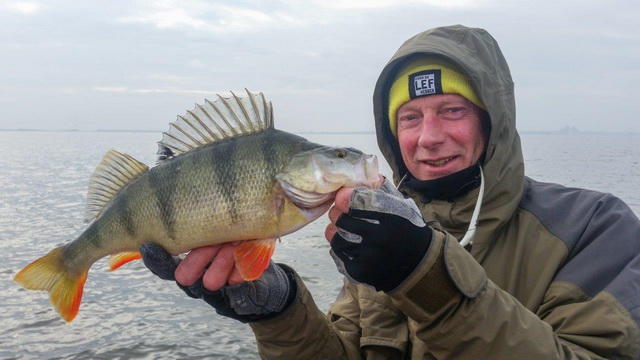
xmin=409 ymin=69 xmax=442 ymax=99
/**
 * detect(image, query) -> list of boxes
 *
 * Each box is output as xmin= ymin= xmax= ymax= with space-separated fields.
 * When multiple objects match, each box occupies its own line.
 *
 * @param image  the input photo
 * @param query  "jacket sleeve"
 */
xmin=249 ymin=266 xmax=363 ymax=359
xmin=388 ymin=225 xmax=640 ymax=359
xmin=250 ymin=267 xmax=411 ymax=359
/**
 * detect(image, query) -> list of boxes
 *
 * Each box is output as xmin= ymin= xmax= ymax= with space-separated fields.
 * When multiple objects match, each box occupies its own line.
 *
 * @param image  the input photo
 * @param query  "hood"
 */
xmin=373 ymin=25 xmax=524 ymax=257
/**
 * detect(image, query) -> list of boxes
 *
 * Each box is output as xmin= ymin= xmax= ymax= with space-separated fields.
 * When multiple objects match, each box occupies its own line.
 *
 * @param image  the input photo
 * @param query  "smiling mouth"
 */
xmin=423 ymin=156 xmax=457 ymax=167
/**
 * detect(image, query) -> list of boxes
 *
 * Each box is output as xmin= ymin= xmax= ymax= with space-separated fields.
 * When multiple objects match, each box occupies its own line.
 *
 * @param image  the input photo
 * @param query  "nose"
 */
xmin=417 ymin=114 xmax=446 ymax=149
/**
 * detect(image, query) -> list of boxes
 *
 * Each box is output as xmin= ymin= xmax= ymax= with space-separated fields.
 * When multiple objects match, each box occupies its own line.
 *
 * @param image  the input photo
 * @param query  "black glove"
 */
xmin=330 ymin=180 xmax=433 ymax=292
xmin=139 ymin=243 xmax=296 ymax=323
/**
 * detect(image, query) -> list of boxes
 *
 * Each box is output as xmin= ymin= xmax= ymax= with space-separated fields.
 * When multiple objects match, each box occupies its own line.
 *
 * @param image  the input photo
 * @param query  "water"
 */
xmin=0 ymin=131 xmax=638 ymax=359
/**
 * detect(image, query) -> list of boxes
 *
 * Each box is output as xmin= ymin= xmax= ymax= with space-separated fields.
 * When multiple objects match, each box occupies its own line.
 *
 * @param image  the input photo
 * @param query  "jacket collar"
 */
xmin=402 ymin=162 xmax=482 ymax=203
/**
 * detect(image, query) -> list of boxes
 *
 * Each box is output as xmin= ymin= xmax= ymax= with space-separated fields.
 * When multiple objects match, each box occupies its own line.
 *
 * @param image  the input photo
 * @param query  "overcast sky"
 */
xmin=1 ymin=0 xmax=638 ymax=133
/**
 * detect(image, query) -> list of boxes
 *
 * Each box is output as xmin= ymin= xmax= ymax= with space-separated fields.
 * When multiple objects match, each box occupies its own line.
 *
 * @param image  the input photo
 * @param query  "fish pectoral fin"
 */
xmin=233 ymin=238 xmax=277 ymax=281
xmin=108 ymin=251 xmax=142 ymax=271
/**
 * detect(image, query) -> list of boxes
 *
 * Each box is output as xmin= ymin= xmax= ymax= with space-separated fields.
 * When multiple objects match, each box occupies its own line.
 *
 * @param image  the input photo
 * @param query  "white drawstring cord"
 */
xmin=396 ymin=173 xmax=409 ymax=189
xmin=395 ymin=167 xmax=484 ymax=247
xmin=459 ymin=166 xmax=484 ymax=247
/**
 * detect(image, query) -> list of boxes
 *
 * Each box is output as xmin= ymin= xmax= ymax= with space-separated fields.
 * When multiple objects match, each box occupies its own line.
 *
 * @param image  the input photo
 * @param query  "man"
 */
xmin=141 ymin=25 xmax=640 ymax=358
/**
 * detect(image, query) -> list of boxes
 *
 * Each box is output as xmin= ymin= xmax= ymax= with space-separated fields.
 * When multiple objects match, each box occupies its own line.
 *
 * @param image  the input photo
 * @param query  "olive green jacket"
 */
xmin=250 ymin=25 xmax=640 ymax=359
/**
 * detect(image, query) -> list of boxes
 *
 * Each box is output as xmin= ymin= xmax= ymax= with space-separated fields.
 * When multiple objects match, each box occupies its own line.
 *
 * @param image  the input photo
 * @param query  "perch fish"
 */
xmin=14 ymin=90 xmax=380 ymax=322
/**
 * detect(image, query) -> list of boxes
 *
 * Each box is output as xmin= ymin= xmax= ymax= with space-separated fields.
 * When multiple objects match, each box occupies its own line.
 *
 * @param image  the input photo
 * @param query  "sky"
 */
xmin=1 ymin=0 xmax=639 ymax=133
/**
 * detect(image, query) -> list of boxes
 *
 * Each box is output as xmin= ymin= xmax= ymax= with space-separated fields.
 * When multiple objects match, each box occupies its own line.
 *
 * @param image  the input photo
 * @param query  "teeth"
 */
xmin=426 ymin=156 xmax=455 ymax=166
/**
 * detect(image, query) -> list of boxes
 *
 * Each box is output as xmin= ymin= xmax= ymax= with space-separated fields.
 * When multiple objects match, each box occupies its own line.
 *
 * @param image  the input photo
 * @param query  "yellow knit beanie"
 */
xmin=388 ymin=57 xmax=485 ymax=137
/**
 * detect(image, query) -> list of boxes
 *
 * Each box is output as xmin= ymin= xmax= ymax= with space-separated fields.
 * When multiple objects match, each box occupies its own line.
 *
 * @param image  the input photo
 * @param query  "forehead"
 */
xmin=398 ymin=94 xmax=473 ymax=111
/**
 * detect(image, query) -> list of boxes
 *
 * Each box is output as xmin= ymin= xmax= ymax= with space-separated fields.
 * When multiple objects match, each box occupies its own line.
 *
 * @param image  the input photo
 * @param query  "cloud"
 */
xmin=319 ymin=0 xmax=491 ymax=9
xmin=187 ymin=59 xmax=236 ymax=73
xmin=1 ymin=1 xmax=44 ymax=14
xmin=119 ymin=7 xmax=207 ymax=30
xmin=92 ymin=85 xmax=332 ymax=96
xmin=92 ymin=86 xmax=229 ymax=95
xmin=117 ymin=2 xmax=304 ymax=34
xmin=130 ymin=74 xmax=196 ymax=84
xmin=115 ymin=0 xmax=490 ymax=36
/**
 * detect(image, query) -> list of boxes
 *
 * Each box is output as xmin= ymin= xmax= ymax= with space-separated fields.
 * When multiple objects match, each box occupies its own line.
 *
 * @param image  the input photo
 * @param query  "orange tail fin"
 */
xmin=14 ymin=246 xmax=88 ymax=323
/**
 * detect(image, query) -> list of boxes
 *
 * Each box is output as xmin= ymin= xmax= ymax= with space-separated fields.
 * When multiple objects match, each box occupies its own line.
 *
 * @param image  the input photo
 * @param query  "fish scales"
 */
xmin=70 ymin=130 xmax=314 ymax=262
xmin=14 ymin=92 xmax=381 ymax=322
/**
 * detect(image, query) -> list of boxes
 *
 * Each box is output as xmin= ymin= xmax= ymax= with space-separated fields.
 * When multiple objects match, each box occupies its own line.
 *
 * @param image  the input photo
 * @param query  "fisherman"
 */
xmin=141 ymin=25 xmax=640 ymax=358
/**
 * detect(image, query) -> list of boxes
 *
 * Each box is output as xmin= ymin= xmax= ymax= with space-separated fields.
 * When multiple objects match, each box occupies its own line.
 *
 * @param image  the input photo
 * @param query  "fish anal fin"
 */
xmin=86 ymin=150 xmax=148 ymax=222
xmin=108 ymin=251 xmax=142 ymax=271
xmin=233 ymin=238 xmax=277 ymax=281
xmin=14 ymin=246 xmax=89 ymax=323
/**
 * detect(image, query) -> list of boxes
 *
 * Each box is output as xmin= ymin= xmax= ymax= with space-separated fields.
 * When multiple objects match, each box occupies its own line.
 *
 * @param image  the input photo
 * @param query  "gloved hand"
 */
xmin=328 ymin=179 xmax=433 ymax=292
xmin=139 ymin=243 xmax=296 ymax=323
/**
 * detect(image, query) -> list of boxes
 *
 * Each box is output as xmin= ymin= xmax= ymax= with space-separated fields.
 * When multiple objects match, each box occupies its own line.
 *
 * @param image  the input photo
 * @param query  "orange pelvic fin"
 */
xmin=234 ymin=238 xmax=277 ymax=281
xmin=14 ymin=246 xmax=89 ymax=323
xmin=108 ymin=251 xmax=142 ymax=271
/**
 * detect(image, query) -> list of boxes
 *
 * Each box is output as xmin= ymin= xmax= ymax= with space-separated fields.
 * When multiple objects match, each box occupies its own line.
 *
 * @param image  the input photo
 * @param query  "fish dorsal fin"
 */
xmin=86 ymin=150 xmax=149 ymax=222
xmin=157 ymin=89 xmax=274 ymax=163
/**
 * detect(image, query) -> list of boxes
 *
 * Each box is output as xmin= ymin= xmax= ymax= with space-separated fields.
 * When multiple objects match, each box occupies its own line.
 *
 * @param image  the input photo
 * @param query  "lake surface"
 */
xmin=0 ymin=131 xmax=638 ymax=359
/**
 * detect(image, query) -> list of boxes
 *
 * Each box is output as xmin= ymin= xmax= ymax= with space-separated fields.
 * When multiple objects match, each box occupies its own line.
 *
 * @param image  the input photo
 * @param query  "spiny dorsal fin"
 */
xmin=156 ymin=89 xmax=274 ymax=163
xmin=86 ymin=150 xmax=149 ymax=222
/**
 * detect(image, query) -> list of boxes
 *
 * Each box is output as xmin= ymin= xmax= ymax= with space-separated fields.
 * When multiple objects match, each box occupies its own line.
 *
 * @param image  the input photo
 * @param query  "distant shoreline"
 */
xmin=0 ymin=129 xmax=638 ymax=136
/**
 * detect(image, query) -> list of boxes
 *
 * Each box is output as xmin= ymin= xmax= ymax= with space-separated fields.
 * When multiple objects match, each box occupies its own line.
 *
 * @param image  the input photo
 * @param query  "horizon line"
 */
xmin=0 ymin=128 xmax=638 ymax=136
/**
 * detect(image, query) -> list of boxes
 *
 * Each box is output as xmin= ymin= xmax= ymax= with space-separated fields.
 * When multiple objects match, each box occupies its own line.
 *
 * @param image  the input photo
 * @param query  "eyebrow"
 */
xmin=398 ymin=100 xmax=469 ymax=112
xmin=438 ymin=99 xmax=469 ymax=107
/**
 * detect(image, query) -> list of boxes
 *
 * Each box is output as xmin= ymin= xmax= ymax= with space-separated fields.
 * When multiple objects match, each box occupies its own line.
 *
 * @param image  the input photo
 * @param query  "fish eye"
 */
xmin=335 ymin=150 xmax=346 ymax=158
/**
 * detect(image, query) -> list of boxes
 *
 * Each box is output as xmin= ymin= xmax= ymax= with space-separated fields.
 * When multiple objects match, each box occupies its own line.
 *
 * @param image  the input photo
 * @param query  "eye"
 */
xmin=336 ymin=150 xmax=346 ymax=158
xmin=441 ymin=107 xmax=467 ymax=120
xmin=399 ymin=114 xmax=419 ymax=122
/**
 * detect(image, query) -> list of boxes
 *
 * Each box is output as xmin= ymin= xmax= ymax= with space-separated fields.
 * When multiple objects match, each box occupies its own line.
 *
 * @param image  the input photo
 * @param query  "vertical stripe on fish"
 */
xmin=210 ymin=139 xmax=240 ymax=223
xmin=148 ymin=169 xmax=178 ymax=240
xmin=113 ymin=193 xmax=136 ymax=238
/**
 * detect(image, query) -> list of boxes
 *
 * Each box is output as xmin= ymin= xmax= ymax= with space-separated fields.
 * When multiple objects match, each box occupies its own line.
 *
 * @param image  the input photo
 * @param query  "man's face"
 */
xmin=396 ymin=94 xmax=486 ymax=181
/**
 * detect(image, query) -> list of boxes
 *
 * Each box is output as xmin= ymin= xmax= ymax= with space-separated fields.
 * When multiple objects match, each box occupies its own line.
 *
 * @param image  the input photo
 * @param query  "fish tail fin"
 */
xmin=14 ymin=246 xmax=88 ymax=323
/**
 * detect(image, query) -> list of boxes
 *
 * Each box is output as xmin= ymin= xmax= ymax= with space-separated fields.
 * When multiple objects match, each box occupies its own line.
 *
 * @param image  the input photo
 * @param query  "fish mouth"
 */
xmin=277 ymin=179 xmax=336 ymax=209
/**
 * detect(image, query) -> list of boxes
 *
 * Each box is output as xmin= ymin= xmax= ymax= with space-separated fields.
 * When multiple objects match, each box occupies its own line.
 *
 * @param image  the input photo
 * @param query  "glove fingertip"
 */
xmin=330 ymin=234 xmax=358 ymax=261
xmin=140 ymin=243 xmax=170 ymax=260
xmin=139 ymin=243 xmax=180 ymax=281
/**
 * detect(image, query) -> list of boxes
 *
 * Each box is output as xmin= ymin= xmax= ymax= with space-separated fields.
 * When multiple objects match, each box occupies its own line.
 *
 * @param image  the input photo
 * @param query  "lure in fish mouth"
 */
xmin=276 ymin=146 xmax=381 ymax=209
